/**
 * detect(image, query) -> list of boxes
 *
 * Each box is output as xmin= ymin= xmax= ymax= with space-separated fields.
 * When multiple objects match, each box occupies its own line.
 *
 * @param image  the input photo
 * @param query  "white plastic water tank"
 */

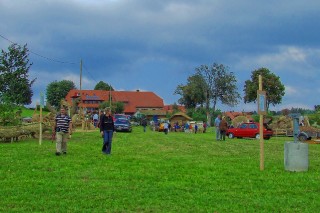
xmin=284 ymin=142 xmax=308 ymax=172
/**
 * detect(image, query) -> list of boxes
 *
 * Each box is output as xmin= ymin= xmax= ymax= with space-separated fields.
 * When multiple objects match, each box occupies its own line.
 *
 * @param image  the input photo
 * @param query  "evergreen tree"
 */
xmin=0 ymin=44 xmax=35 ymax=105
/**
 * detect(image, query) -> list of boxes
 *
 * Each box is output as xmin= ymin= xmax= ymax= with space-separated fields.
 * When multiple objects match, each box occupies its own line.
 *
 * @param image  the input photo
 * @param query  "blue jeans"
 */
xmin=102 ymin=130 xmax=113 ymax=154
xmin=215 ymin=127 xmax=221 ymax=140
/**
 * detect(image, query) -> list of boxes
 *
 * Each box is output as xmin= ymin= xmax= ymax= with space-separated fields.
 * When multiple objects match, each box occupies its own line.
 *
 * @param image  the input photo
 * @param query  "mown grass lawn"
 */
xmin=1 ymin=127 xmax=320 ymax=212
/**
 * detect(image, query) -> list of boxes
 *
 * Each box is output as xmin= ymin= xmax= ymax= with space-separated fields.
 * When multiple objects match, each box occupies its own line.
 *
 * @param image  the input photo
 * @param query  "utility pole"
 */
xmin=109 ymin=85 xmax=112 ymax=109
xmin=79 ymin=59 xmax=83 ymax=115
xmin=79 ymin=59 xmax=84 ymax=129
xmin=80 ymin=59 xmax=82 ymax=92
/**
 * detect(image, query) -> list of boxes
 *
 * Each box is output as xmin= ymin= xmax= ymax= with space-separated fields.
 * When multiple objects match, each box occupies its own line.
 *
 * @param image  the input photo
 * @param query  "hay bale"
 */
xmin=269 ymin=116 xmax=293 ymax=130
xmin=32 ymin=114 xmax=40 ymax=122
xmin=0 ymin=123 xmax=51 ymax=142
xmin=72 ymin=114 xmax=83 ymax=127
xmin=232 ymin=116 xmax=249 ymax=127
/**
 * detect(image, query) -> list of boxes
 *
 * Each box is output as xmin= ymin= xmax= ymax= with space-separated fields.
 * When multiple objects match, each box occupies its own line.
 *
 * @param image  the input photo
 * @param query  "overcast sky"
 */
xmin=1 ymin=0 xmax=319 ymax=111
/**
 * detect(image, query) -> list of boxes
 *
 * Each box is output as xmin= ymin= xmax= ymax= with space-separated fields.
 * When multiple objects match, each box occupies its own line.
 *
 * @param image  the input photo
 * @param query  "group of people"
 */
xmin=84 ymin=110 xmax=100 ymax=128
xmin=214 ymin=114 xmax=228 ymax=141
xmin=53 ymin=108 xmax=230 ymax=156
xmin=53 ymin=107 xmax=115 ymax=156
xmin=166 ymin=121 xmax=207 ymax=133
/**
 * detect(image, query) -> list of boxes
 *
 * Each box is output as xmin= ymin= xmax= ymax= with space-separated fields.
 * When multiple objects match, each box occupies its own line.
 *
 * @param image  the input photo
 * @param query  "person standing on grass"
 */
xmin=163 ymin=122 xmax=169 ymax=134
xmin=214 ymin=114 xmax=221 ymax=140
xmin=100 ymin=107 xmax=115 ymax=155
xmin=203 ymin=121 xmax=207 ymax=133
xmin=141 ymin=118 xmax=147 ymax=132
xmin=185 ymin=122 xmax=189 ymax=133
xmin=92 ymin=111 xmax=99 ymax=128
xmin=53 ymin=107 xmax=72 ymax=156
xmin=194 ymin=123 xmax=198 ymax=134
xmin=219 ymin=116 xmax=228 ymax=141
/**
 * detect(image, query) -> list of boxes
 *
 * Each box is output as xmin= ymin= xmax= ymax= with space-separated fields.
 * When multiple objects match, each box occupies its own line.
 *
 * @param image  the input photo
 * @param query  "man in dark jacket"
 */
xmin=141 ymin=118 xmax=147 ymax=132
xmin=100 ymin=108 xmax=115 ymax=155
xmin=219 ymin=116 xmax=228 ymax=141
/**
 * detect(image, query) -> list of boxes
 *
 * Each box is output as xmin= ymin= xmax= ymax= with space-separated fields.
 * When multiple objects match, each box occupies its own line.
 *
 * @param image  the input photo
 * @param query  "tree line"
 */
xmin=0 ymin=43 xmax=318 ymax=125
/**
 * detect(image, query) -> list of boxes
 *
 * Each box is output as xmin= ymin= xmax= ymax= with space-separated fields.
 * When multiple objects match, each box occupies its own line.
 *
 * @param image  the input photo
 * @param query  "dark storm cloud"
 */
xmin=1 ymin=0 xmax=320 ymax=109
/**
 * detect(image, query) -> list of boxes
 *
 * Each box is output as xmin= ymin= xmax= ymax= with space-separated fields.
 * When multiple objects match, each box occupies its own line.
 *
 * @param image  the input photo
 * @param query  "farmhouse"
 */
xmin=65 ymin=89 xmax=165 ymax=116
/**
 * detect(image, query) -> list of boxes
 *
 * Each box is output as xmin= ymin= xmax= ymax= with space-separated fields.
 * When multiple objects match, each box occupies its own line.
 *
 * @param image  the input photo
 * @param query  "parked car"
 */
xmin=226 ymin=122 xmax=273 ymax=140
xmin=114 ymin=118 xmax=132 ymax=132
xmin=113 ymin=114 xmax=131 ymax=122
xmin=130 ymin=121 xmax=140 ymax=126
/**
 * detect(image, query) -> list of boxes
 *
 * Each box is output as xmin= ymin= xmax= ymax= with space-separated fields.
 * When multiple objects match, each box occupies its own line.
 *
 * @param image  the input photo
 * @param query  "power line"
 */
xmin=0 ymin=33 xmax=100 ymax=87
xmin=0 ymin=33 xmax=77 ymax=65
xmin=83 ymin=63 xmax=99 ymax=84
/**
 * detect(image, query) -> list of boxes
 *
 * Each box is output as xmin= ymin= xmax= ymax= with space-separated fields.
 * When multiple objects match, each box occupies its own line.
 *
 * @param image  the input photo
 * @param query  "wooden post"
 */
xmin=39 ymin=92 xmax=44 ymax=145
xmin=39 ymin=104 xmax=43 ymax=145
xmin=259 ymin=75 xmax=264 ymax=171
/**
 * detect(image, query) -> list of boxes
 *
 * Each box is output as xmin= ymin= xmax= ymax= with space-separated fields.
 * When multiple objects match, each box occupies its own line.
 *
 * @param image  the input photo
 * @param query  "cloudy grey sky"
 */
xmin=1 ymin=0 xmax=319 ymax=111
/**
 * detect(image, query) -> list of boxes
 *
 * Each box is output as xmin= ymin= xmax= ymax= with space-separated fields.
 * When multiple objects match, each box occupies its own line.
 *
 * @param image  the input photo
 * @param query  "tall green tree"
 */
xmin=243 ymin=68 xmax=285 ymax=111
xmin=196 ymin=63 xmax=241 ymax=114
xmin=0 ymin=44 xmax=35 ymax=105
xmin=46 ymin=80 xmax=76 ymax=109
xmin=99 ymin=101 xmax=124 ymax=114
xmin=174 ymin=74 xmax=206 ymax=109
xmin=94 ymin=81 xmax=114 ymax=91
xmin=172 ymin=102 xmax=180 ymax=113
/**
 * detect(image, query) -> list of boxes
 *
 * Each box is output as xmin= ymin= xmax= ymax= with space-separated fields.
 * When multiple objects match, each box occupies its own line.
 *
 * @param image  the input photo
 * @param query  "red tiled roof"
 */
xmin=65 ymin=89 xmax=164 ymax=114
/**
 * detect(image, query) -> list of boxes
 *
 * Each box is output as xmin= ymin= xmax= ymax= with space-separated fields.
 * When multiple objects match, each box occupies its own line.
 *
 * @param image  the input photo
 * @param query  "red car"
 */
xmin=226 ymin=122 xmax=273 ymax=140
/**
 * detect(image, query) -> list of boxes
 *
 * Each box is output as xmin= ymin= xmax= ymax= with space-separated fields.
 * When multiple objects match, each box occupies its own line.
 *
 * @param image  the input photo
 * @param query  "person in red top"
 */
xmin=99 ymin=108 xmax=115 ymax=155
xmin=203 ymin=121 xmax=207 ymax=133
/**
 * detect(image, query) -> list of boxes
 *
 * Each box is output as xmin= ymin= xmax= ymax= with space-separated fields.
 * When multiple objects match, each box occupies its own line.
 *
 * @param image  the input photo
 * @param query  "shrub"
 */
xmin=0 ymin=103 xmax=21 ymax=126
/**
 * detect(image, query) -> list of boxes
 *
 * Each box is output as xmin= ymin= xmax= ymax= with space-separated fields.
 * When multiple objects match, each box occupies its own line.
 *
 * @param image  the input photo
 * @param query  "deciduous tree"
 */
xmin=99 ymin=101 xmax=124 ymax=114
xmin=94 ymin=81 xmax=114 ymax=91
xmin=243 ymin=68 xmax=285 ymax=111
xmin=196 ymin=63 xmax=241 ymax=114
xmin=46 ymin=80 xmax=76 ymax=109
xmin=174 ymin=74 xmax=206 ymax=109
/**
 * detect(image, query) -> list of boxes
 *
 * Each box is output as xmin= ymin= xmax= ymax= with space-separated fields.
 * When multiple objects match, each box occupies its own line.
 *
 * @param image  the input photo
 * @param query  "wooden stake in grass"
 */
xmin=39 ymin=92 xmax=44 ymax=145
xmin=257 ymin=75 xmax=267 ymax=171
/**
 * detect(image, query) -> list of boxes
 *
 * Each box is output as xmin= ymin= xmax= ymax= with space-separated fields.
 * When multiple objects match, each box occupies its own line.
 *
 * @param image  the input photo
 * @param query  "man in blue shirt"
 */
xmin=214 ymin=115 xmax=221 ymax=140
xmin=92 ymin=112 xmax=99 ymax=128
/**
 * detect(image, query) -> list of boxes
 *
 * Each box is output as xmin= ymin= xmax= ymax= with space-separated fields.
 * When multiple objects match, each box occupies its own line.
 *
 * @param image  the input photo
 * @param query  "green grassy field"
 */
xmin=20 ymin=107 xmax=49 ymax=118
xmin=1 ymin=127 xmax=320 ymax=212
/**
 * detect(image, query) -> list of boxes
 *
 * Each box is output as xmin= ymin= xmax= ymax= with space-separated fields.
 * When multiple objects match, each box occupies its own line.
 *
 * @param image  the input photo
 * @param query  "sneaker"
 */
xmin=55 ymin=152 xmax=61 ymax=156
xmin=63 ymin=152 xmax=67 ymax=155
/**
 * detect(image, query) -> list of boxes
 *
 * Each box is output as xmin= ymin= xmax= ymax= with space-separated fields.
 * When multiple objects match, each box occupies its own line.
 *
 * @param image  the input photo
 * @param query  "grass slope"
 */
xmin=1 ymin=127 xmax=320 ymax=212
